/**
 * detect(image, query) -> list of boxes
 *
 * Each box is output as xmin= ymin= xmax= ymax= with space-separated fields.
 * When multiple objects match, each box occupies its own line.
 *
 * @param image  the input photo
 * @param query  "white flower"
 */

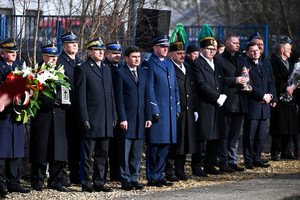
xmin=57 ymin=65 xmax=65 ymax=75
xmin=37 ymin=70 xmax=58 ymax=84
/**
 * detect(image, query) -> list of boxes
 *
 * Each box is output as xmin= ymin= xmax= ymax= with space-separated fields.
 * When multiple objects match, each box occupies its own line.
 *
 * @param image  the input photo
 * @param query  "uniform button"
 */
xmin=170 ymin=96 xmax=172 ymax=99
xmin=219 ymin=75 xmax=221 ymax=78
xmin=168 ymin=76 xmax=170 ymax=79
xmin=105 ymin=91 xmax=108 ymax=93
xmin=171 ymin=107 xmax=173 ymax=109
xmin=216 ymin=87 xmax=219 ymax=90
xmin=186 ymin=95 xmax=189 ymax=98
xmin=170 ymin=86 xmax=172 ymax=88
xmin=187 ymin=107 xmax=189 ymax=110
xmin=191 ymin=82 xmax=193 ymax=84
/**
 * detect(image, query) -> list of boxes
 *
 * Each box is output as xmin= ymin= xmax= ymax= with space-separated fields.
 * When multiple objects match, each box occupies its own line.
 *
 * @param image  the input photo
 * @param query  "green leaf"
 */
xmin=43 ymin=90 xmax=53 ymax=98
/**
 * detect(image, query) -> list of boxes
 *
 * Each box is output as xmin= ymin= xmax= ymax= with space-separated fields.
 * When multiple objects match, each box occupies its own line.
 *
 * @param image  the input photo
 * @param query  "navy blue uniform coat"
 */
xmin=0 ymin=58 xmax=25 ymax=158
xmin=74 ymin=57 xmax=117 ymax=138
xmin=191 ymin=55 xmax=228 ymax=140
xmin=141 ymin=53 xmax=180 ymax=144
xmin=113 ymin=64 xmax=151 ymax=139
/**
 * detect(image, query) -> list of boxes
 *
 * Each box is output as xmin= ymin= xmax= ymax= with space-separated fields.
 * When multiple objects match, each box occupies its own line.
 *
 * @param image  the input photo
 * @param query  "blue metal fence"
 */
xmin=184 ymin=25 xmax=268 ymax=57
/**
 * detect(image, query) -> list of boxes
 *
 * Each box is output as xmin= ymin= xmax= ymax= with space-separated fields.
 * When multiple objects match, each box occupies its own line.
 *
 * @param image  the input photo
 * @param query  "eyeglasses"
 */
xmin=205 ymin=48 xmax=216 ymax=52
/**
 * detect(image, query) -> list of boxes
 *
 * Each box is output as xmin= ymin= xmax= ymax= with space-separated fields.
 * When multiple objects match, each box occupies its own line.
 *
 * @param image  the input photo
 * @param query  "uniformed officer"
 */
xmin=57 ymin=31 xmax=82 ymax=185
xmin=141 ymin=34 xmax=180 ymax=187
xmin=0 ymin=38 xmax=30 ymax=197
xmin=30 ymin=44 xmax=69 ymax=192
xmin=74 ymin=38 xmax=117 ymax=192
xmin=103 ymin=41 xmax=122 ymax=182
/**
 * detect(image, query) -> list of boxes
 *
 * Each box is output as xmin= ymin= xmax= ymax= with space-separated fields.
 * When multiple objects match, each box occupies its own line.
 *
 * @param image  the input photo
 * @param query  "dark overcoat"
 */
xmin=0 ymin=58 xmax=25 ymax=158
xmin=29 ymin=93 xmax=68 ymax=163
xmin=190 ymin=55 xmax=228 ymax=141
xmin=141 ymin=53 xmax=180 ymax=144
xmin=74 ymin=57 xmax=117 ymax=138
xmin=173 ymin=61 xmax=198 ymax=154
xmin=218 ymin=50 xmax=248 ymax=113
xmin=113 ymin=64 xmax=151 ymax=139
xmin=269 ymin=53 xmax=298 ymax=135
xmin=243 ymin=57 xmax=274 ymax=120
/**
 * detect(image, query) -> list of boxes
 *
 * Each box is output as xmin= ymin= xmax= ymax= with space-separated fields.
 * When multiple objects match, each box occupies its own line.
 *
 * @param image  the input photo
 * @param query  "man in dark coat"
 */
xmin=190 ymin=24 xmax=228 ymax=175
xmin=30 ymin=44 xmax=69 ymax=192
xmin=141 ymin=34 xmax=180 ymax=187
xmin=0 ymin=38 xmax=30 ymax=197
xmin=269 ymin=38 xmax=299 ymax=160
xmin=243 ymin=42 xmax=274 ymax=169
xmin=113 ymin=46 xmax=152 ymax=190
xmin=164 ymin=42 xmax=198 ymax=181
xmin=74 ymin=38 xmax=117 ymax=192
xmin=56 ymin=31 xmax=82 ymax=185
xmin=103 ymin=42 xmax=122 ymax=182
xmin=217 ymin=33 xmax=248 ymax=173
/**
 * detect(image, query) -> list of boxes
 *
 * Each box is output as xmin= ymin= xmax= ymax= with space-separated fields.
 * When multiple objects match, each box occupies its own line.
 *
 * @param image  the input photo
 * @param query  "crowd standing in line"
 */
xmin=0 ymin=24 xmax=299 ymax=198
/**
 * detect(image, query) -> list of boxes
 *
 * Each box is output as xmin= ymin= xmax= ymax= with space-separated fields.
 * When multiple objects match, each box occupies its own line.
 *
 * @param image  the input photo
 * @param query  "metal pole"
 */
xmin=130 ymin=0 xmax=139 ymax=46
xmin=264 ymin=25 xmax=268 ymax=58
xmin=57 ymin=20 xmax=62 ymax=54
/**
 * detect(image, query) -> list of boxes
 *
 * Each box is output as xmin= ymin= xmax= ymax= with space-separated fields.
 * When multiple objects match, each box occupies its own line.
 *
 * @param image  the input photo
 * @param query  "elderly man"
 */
xmin=165 ymin=42 xmax=198 ymax=181
xmin=74 ymin=38 xmax=117 ymax=192
xmin=0 ymin=38 xmax=30 ymax=197
xmin=141 ymin=34 xmax=180 ymax=187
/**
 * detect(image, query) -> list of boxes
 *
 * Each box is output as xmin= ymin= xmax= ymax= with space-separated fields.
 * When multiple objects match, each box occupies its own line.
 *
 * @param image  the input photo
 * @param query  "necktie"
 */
xmin=132 ymin=70 xmax=138 ymax=83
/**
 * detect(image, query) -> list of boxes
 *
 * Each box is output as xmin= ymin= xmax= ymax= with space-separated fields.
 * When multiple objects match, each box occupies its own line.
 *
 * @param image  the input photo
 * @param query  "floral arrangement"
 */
xmin=5 ymin=62 xmax=70 ymax=123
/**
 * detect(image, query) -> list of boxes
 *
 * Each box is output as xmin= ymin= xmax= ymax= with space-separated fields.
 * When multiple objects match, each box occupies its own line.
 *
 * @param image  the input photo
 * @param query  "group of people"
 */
xmin=0 ymin=24 xmax=299 ymax=197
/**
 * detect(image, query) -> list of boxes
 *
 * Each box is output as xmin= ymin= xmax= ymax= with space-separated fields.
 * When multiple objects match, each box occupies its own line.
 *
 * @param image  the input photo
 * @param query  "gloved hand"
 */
xmin=113 ymin=120 xmax=118 ymax=128
xmin=152 ymin=114 xmax=159 ymax=124
xmin=176 ymin=112 xmax=180 ymax=120
xmin=54 ymin=99 xmax=62 ymax=107
xmin=82 ymin=120 xmax=91 ymax=133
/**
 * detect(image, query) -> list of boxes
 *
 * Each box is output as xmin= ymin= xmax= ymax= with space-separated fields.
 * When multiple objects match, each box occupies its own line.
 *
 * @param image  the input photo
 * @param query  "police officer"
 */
xmin=74 ymin=38 xmax=117 ymax=192
xmin=57 ymin=31 xmax=82 ymax=185
xmin=103 ymin=42 xmax=122 ymax=182
xmin=0 ymin=38 xmax=30 ymax=197
xmin=141 ymin=34 xmax=180 ymax=187
xmin=30 ymin=44 xmax=69 ymax=192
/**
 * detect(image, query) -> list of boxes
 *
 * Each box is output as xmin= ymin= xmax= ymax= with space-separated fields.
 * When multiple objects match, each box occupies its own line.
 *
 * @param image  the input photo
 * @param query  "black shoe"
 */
xmin=32 ymin=185 xmax=43 ymax=191
xmin=166 ymin=175 xmax=179 ymax=182
xmin=219 ymin=164 xmax=235 ymax=173
xmin=93 ymin=185 xmax=112 ymax=192
xmin=204 ymin=167 xmax=224 ymax=175
xmin=48 ymin=185 xmax=69 ymax=192
xmin=192 ymin=169 xmax=208 ymax=177
xmin=245 ymin=163 xmax=254 ymax=169
xmin=61 ymin=179 xmax=71 ymax=187
xmin=131 ymin=181 xmax=144 ymax=190
xmin=121 ymin=182 xmax=134 ymax=191
xmin=253 ymin=161 xmax=270 ymax=168
xmin=82 ymin=186 xmax=93 ymax=192
xmin=160 ymin=179 xmax=173 ymax=186
xmin=229 ymin=163 xmax=245 ymax=171
xmin=147 ymin=180 xmax=163 ymax=187
xmin=177 ymin=175 xmax=189 ymax=181
xmin=7 ymin=185 xmax=31 ymax=193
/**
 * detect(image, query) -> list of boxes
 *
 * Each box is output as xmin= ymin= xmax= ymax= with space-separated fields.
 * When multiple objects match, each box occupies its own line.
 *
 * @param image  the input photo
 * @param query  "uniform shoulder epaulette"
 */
xmin=77 ymin=63 xmax=81 ymax=66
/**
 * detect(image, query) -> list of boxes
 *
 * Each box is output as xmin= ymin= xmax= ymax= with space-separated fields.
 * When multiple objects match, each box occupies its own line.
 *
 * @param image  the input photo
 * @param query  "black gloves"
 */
xmin=176 ymin=112 xmax=180 ymax=120
xmin=113 ymin=120 xmax=118 ymax=128
xmin=54 ymin=99 xmax=62 ymax=107
xmin=82 ymin=120 xmax=91 ymax=133
xmin=152 ymin=114 xmax=160 ymax=124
